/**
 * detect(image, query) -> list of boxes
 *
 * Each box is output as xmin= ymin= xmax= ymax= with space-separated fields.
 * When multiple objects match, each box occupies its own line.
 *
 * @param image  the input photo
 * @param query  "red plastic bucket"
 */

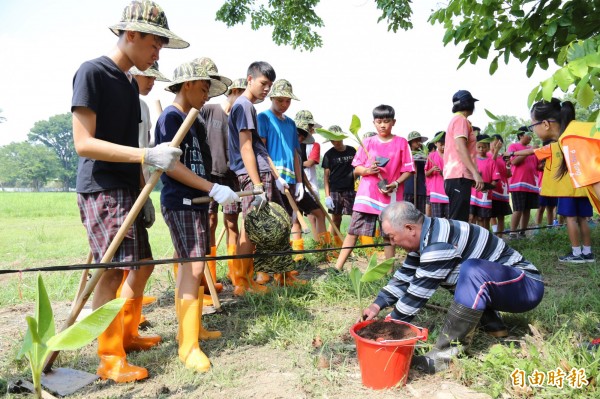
xmin=350 ymin=319 xmax=428 ymax=389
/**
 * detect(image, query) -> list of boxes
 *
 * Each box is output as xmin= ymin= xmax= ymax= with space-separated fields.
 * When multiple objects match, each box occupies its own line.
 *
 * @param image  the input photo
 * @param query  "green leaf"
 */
xmin=576 ymin=83 xmax=594 ymax=108
xmin=553 ymin=67 xmax=575 ymax=92
xmin=587 ymin=109 xmax=599 ymax=123
xmin=349 ymin=115 xmax=361 ymax=136
xmin=541 ymin=77 xmax=556 ymax=101
xmin=484 ymin=109 xmax=500 ymax=121
xmin=25 ymin=316 xmax=42 ymax=344
xmin=36 ymin=274 xmax=55 ymax=343
xmin=17 ymin=316 xmax=37 ymax=359
xmin=489 ymin=56 xmax=498 ymax=75
xmin=47 ymin=298 xmax=125 ymax=351
xmin=361 ymin=255 xmax=395 ymax=283
xmin=527 ymin=85 xmax=541 ymax=108
xmin=314 ymin=128 xmax=347 ymax=141
xmin=567 ymin=58 xmax=589 ymax=78
xmin=496 ymin=121 xmax=506 ymax=133
xmin=584 ymin=53 xmax=600 ymax=68
xmin=348 ymin=267 xmax=362 ymax=300
xmin=546 ymin=21 xmax=557 ymax=37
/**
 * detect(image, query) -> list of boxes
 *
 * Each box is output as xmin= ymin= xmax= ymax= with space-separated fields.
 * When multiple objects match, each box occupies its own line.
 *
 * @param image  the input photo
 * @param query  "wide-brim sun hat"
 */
xmin=297 ymin=125 xmax=315 ymax=144
xmin=130 ymin=61 xmax=170 ymax=82
xmin=165 ymin=62 xmax=228 ymax=98
xmin=407 ymin=131 xmax=428 ymax=143
xmin=192 ymin=57 xmax=233 ymax=87
xmin=294 ymin=110 xmax=322 ymax=129
xmin=268 ymin=79 xmax=300 ymax=100
xmin=109 ymin=0 xmax=189 ymax=49
xmin=226 ymin=78 xmax=247 ymax=96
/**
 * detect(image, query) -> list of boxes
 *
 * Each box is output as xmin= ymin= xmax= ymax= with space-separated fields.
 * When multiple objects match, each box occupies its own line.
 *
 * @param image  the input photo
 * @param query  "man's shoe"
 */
xmin=558 ymin=252 xmax=586 ymax=264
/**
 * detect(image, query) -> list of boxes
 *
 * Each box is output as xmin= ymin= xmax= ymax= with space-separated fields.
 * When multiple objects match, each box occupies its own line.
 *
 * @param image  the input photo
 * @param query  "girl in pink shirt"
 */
xmin=425 ymin=131 xmax=448 ymax=218
xmin=470 ymin=135 xmax=499 ymax=230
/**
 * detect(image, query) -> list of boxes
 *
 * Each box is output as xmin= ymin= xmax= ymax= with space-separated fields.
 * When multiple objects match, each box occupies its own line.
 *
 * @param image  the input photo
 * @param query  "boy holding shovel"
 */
xmin=334 ymin=104 xmax=414 ymax=272
xmin=155 ymin=61 xmax=239 ymax=372
xmin=72 ymin=0 xmax=187 ymax=382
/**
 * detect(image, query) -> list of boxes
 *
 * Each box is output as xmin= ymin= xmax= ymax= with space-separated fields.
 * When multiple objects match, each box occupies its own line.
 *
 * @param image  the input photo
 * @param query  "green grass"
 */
xmin=1 ymin=193 xmax=599 ymax=398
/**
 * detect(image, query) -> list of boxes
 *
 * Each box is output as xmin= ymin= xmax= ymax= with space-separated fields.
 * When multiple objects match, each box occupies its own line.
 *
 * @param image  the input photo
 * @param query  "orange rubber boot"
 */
xmin=291 ymin=239 xmax=305 ymax=261
xmin=318 ymin=231 xmax=337 ymax=260
xmin=226 ymin=244 xmax=235 ymax=282
xmin=198 ymin=286 xmax=222 ymax=340
xmin=229 ymin=247 xmax=250 ymax=296
xmin=359 ymin=235 xmax=376 ymax=256
xmin=178 ymin=298 xmax=211 ymax=372
xmin=244 ymin=258 xmax=269 ymax=294
xmin=122 ymin=297 xmax=161 ymax=352
xmin=115 ymin=270 xmax=129 ymax=298
xmin=333 ymin=234 xmax=344 ymax=248
xmin=255 ymin=272 xmax=270 ymax=285
xmin=97 ymin=308 xmax=148 ymax=383
xmin=273 ymin=271 xmax=307 ymax=287
xmin=207 ymin=245 xmax=223 ymax=293
xmin=141 ymin=296 xmax=156 ymax=306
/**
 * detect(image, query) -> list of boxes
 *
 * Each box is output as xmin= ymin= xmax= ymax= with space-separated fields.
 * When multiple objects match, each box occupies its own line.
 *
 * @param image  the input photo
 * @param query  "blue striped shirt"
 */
xmin=374 ymin=217 xmax=541 ymax=321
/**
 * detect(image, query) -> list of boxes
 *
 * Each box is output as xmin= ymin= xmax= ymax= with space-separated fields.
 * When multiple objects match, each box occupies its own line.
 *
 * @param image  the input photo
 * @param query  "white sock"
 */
xmin=572 ymin=246 xmax=582 ymax=256
xmin=491 ymin=225 xmax=498 ymax=233
xmin=582 ymin=246 xmax=592 ymax=255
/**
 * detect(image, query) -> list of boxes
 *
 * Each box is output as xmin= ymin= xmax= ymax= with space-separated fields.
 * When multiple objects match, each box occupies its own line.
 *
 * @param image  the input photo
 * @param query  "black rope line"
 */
xmin=0 ymin=244 xmax=390 ymax=276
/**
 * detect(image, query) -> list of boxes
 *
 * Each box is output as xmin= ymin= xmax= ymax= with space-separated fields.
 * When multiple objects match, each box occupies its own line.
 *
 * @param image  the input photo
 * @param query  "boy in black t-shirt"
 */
xmin=72 ymin=0 xmax=187 ymax=383
xmin=155 ymin=61 xmax=239 ymax=373
xmin=321 ymin=125 xmax=357 ymax=248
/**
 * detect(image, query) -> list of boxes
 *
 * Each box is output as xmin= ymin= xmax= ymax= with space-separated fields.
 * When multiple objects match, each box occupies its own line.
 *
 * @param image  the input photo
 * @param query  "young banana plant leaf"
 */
xmin=350 ymin=255 xmax=395 ymax=318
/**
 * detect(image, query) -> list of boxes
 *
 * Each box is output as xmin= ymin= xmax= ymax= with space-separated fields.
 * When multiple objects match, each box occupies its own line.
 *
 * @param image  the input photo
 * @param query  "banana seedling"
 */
xmin=349 ymin=254 xmax=395 ymax=319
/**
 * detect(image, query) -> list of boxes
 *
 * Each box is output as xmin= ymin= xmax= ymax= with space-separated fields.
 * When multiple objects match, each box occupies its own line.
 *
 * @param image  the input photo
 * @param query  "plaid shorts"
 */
xmin=348 ymin=211 xmax=380 ymax=237
xmin=330 ymin=190 xmax=355 ymax=215
xmin=430 ymin=202 xmax=449 ymax=218
xmin=162 ymin=208 xmax=209 ymax=259
xmin=491 ymin=200 xmax=512 ymax=217
xmin=237 ymin=172 xmax=285 ymax=217
xmin=404 ymin=194 xmax=427 ymax=214
xmin=77 ymin=189 xmax=152 ymax=269
xmin=208 ymin=174 xmax=242 ymax=215
xmin=470 ymin=205 xmax=492 ymax=219
xmin=511 ymin=191 xmax=539 ymax=211
xmin=279 ymin=184 xmax=320 ymax=216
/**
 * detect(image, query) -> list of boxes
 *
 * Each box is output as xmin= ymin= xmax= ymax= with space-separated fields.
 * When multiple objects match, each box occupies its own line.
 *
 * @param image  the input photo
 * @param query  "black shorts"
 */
xmin=491 ymin=200 xmax=512 ymax=217
xmin=445 ymin=178 xmax=473 ymax=222
xmin=511 ymin=191 xmax=539 ymax=211
xmin=470 ymin=205 xmax=492 ymax=219
xmin=403 ymin=194 xmax=427 ymax=214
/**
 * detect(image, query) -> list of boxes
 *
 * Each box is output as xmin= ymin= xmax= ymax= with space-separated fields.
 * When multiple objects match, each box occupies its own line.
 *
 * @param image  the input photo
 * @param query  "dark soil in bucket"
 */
xmin=357 ymin=320 xmax=417 ymax=341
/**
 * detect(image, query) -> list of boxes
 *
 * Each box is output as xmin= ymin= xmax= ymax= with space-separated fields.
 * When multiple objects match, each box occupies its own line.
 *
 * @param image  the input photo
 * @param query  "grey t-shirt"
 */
xmin=201 ymin=104 xmax=229 ymax=177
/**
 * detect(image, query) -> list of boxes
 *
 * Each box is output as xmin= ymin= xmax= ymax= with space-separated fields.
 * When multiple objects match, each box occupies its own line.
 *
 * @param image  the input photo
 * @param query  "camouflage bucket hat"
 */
xmin=225 ymin=78 xmax=247 ymax=96
xmin=165 ymin=62 xmax=228 ymax=98
xmin=407 ymin=131 xmax=428 ymax=143
xmin=268 ymin=79 xmax=299 ymax=100
xmin=294 ymin=110 xmax=322 ymax=129
xmin=192 ymin=57 xmax=233 ymax=87
xmin=109 ymin=0 xmax=189 ymax=49
xmin=130 ymin=61 xmax=170 ymax=82
xmin=323 ymin=125 xmax=348 ymax=142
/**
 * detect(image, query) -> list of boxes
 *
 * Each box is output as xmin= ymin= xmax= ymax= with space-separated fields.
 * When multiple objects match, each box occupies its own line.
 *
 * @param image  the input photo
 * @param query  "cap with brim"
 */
xmin=431 ymin=131 xmax=446 ymax=143
xmin=109 ymin=0 xmax=189 ymax=49
xmin=130 ymin=61 xmax=170 ymax=82
xmin=452 ymin=89 xmax=479 ymax=106
xmin=165 ymin=62 xmax=227 ymax=98
xmin=476 ymin=134 xmax=493 ymax=143
xmin=226 ymin=78 xmax=247 ymax=96
xmin=294 ymin=110 xmax=322 ymax=129
xmin=268 ymin=79 xmax=299 ymax=100
xmin=407 ymin=131 xmax=428 ymax=143
xmin=192 ymin=57 xmax=232 ymax=87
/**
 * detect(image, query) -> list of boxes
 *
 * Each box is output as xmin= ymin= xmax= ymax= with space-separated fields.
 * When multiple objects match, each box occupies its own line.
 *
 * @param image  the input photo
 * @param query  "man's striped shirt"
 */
xmin=374 ymin=217 xmax=541 ymax=321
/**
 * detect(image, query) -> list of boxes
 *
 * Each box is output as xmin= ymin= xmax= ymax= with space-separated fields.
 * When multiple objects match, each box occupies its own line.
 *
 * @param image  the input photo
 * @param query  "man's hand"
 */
xmin=209 ymin=183 xmax=240 ymax=205
xmin=295 ymin=183 xmax=305 ymax=201
xmin=142 ymin=198 xmax=155 ymax=228
xmin=361 ymin=303 xmax=381 ymax=322
xmin=275 ymin=176 xmax=289 ymax=194
xmin=144 ymin=142 xmax=182 ymax=171
xmin=325 ymin=196 xmax=334 ymax=210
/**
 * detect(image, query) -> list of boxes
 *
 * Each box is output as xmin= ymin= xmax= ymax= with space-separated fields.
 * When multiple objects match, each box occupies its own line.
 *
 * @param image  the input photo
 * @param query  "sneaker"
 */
xmin=558 ymin=252 xmax=586 ymax=264
xmin=582 ymin=252 xmax=596 ymax=263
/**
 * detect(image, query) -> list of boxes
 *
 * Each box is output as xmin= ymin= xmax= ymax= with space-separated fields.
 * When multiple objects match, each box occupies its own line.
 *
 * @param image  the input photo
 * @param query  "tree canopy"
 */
xmin=0 ymin=142 xmax=61 ymax=191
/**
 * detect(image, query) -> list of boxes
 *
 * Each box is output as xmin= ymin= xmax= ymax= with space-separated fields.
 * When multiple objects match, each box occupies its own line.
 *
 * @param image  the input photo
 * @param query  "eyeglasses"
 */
xmin=527 ymin=120 xmax=557 ymax=132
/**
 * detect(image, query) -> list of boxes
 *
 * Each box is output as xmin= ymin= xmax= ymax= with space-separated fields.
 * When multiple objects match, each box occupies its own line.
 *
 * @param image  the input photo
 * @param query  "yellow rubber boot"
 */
xmin=273 ymin=271 xmax=307 ymax=287
xmin=291 ymin=239 xmax=305 ymax=261
xmin=97 ymin=308 xmax=148 ymax=382
xmin=359 ymin=235 xmax=376 ymax=256
xmin=229 ymin=247 xmax=250 ymax=297
xmin=226 ymin=244 xmax=235 ymax=282
xmin=178 ymin=298 xmax=211 ymax=373
xmin=318 ymin=231 xmax=337 ymax=260
xmin=122 ymin=297 xmax=161 ymax=352
xmin=198 ymin=286 xmax=221 ymax=340
xmin=207 ymin=246 xmax=223 ymax=293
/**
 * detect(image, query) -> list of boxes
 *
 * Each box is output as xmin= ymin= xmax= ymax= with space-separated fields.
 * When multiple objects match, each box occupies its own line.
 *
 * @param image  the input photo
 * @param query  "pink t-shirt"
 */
xmin=443 ymin=114 xmax=476 ymax=180
xmin=470 ymin=156 xmax=499 ymax=208
xmin=507 ymin=142 xmax=540 ymax=193
xmin=425 ymin=150 xmax=448 ymax=204
xmin=352 ymin=135 xmax=414 ymax=215
xmin=487 ymin=152 xmax=510 ymax=202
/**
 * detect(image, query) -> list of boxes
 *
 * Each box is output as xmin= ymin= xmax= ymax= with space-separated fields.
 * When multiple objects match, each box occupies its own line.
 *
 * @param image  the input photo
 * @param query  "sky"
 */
xmin=0 ymin=0 xmax=554 ymax=148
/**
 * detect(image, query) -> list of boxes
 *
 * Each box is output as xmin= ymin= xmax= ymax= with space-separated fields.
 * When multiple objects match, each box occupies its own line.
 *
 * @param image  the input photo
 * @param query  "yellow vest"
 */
xmin=538 ymin=142 xmax=587 ymax=197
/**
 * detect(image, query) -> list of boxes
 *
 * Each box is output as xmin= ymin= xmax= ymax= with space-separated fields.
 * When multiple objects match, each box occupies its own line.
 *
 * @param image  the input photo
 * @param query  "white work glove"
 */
xmin=251 ymin=184 xmax=267 ymax=211
xmin=209 ymin=183 xmax=240 ymax=205
xmin=295 ymin=183 xmax=305 ymax=202
xmin=325 ymin=196 xmax=334 ymax=210
xmin=142 ymin=198 xmax=155 ymax=228
xmin=143 ymin=142 xmax=182 ymax=171
xmin=275 ymin=176 xmax=289 ymax=194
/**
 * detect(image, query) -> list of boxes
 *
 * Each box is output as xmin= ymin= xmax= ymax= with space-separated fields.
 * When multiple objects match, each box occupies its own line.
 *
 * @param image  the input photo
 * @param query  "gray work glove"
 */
xmin=250 ymin=184 xmax=267 ymax=211
xmin=142 ymin=198 xmax=155 ymax=228
xmin=325 ymin=196 xmax=334 ymax=210
xmin=209 ymin=183 xmax=240 ymax=205
xmin=144 ymin=142 xmax=182 ymax=171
